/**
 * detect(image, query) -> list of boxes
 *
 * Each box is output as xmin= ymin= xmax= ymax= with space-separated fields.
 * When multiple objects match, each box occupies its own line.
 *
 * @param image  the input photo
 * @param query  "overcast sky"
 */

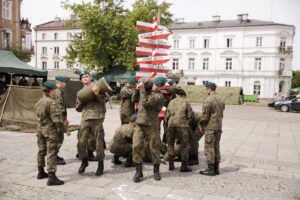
xmin=22 ymin=0 xmax=300 ymax=70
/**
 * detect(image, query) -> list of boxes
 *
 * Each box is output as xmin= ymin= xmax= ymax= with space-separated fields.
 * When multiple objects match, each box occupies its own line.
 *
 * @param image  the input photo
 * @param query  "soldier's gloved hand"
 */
xmin=92 ymin=84 xmax=100 ymax=95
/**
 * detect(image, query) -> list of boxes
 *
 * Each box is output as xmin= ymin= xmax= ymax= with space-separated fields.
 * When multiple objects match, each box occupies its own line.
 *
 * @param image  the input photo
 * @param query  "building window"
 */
xmin=188 ymin=58 xmax=195 ymax=70
xmin=54 ymin=47 xmax=59 ymax=55
xmin=202 ymin=58 xmax=209 ymax=70
xmin=2 ymin=0 xmax=12 ymax=20
xmin=253 ymin=81 xmax=261 ymax=95
xmin=174 ymin=40 xmax=179 ymax=48
xmin=225 ymin=58 xmax=232 ymax=70
xmin=255 ymin=58 xmax=262 ymax=70
xmin=279 ymin=58 xmax=285 ymax=75
xmin=42 ymin=47 xmax=47 ymax=55
xmin=280 ymin=37 xmax=286 ymax=48
xmin=2 ymin=30 xmax=11 ymax=48
xmin=172 ymin=58 xmax=179 ymax=70
xmin=54 ymin=61 xmax=59 ymax=69
xmin=256 ymin=37 xmax=262 ymax=47
xmin=54 ymin=33 xmax=59 ymax=40
xmin=226 ymin=38 xmax=232 ymax=48
xmin=22 ymin=37 xmax=26 ymax=50
xmin=189 ymin=39 xmax=195 ymax=48
xmin=67 ymin=32 xmax=72 ymax=40
xmin=42 ymin=33 xmax=47 ymax=40
xmin=225 ymin=81 xmax=231 ymax=87
xmin=204 ymin=39 xmax=209 ymax=48
xmin=42 ymin=62 xmax=47 ymax=70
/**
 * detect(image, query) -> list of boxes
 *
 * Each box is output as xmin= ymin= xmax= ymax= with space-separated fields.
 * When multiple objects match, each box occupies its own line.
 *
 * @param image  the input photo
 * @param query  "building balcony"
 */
xmin=278 ymin=46 xmax=293 ymax=54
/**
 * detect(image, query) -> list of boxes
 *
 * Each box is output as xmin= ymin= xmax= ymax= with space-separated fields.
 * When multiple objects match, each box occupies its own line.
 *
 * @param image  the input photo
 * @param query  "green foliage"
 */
xmin=62 ymin=0 xmax=173 ymax=72
xmin=5 ymin=45 xmax=33 ymax=63
xmin=292 ymin=70 xmax=300 ymax=88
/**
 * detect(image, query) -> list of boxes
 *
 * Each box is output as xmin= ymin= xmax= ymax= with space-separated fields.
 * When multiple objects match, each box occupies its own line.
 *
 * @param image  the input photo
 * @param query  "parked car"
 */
xmin=274 ymin=97 xmax=300 ymax=112
xmin=268 ymin=95 xmax=297 ymax=107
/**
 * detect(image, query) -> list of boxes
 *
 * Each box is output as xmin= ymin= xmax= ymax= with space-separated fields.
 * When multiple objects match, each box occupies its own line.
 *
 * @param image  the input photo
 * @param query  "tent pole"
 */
xmin=0 ymin=83 xmax=12 ymax=125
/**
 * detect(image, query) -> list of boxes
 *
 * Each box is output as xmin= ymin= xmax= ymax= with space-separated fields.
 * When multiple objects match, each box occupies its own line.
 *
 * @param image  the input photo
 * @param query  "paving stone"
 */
xmin=135 ymin=185 xmax=172 ymax=198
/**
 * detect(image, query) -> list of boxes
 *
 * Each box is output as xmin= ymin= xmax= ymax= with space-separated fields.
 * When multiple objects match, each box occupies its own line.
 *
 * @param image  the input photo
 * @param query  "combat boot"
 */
xmin=47 ymin=172 xmax=64 ymax=186
xmin=95 ymin=161 xmax=104 ymax=176
xmin=153 ymin=164 xmax=161 ymax=181
xmin=87 ymin=149 xmax=97 ymax=161
xmin=180 ymin=161 xmax=192 ymax=172
xmin=214 ymin=162 xmax=220 ymax=175
xmin=57 ymin=155 xmax=66 ymax=165
xmin=37 ymin=167 xmax=48 ymax=179
xmin=112 ymin=155 xmax=122 ymax=165
xmin=168 ymin=159 xmax=174 ymax=171
xmin=199 ymin=164 xmax=215 ymax=176
xmin=124 ymin=153 xmax=134 ymax=168
xmin=133 ymin=163 xmax=143 ymax=183
xmin=78 ymin=158 xmax=89 ymax=174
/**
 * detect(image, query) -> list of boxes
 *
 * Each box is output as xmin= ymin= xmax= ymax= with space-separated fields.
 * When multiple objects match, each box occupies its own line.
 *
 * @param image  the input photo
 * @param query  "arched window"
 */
xmin=253 ymin=81 xmax=261 ymax=95
xmin=279 ymin=81 xmax=284 ymax=93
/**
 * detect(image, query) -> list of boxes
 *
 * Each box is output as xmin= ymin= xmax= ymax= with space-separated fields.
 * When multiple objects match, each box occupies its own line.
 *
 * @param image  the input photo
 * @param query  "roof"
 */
xmin=0 ymin=50 xmax=47 ymax=77
xmin=35 ymin=19 xmax=80 ymax=30
xmin=170 ymin=19 xmax=295 ymax=30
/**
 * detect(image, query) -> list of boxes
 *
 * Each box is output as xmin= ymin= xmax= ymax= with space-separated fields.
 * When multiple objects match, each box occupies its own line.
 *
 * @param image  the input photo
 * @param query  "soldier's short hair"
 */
xmin=175 ymin=88 xmax=186 ymax=97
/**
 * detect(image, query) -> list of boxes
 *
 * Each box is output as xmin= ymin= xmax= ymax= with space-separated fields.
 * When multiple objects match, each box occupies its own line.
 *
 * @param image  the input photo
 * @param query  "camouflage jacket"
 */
xmin=165 ymin=97 xmax=194 ymax=128
xmin=120 ymin=85 xmax=135 ymax=117
xmin=76 ymin=88 xmax=107 ymax=121
xmin=111 ymin=124 xmax=135 ymax=144
xmin=199 ymin=93 xmax=225 ymax=130
xmin=53 ymin=88 xmax=67 ymax=121
xmin=164 ymin=86 xmax=177 ymax=107
xmin=136 ymin=88 xmax=164 ymax=126
xmin=34 ymin=95 xmax=65 ymax=132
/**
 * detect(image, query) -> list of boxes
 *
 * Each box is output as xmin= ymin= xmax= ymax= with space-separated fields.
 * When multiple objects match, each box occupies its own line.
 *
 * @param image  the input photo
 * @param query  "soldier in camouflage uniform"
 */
xmin=165 ymin=88 xmax=194 ymax=172
xmin=76 ymin=71 xmax=107 ymax=176
xmin=35 ymin=82 xmax=71 ymax=186
xmin=119 ymin=76 xmax=138 ymax=125
xmin=109 ymin=114 xmax=137 ymax=167
xmin=54 ymin=76 xmax=69 ymax=165
xmin=199 ymin=82 xmax=225 ymax=176
xmin=132 ymin=77 xmax=166 ymax=183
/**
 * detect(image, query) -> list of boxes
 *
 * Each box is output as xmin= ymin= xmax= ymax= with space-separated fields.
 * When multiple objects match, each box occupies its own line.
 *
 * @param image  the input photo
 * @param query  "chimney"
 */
xmin=237 ymin=14 xmax=242 ymax=20
xmin=212 ymin=15 xmax=220 ymax=22
xmin=242 ymin=14 xmax=248 ymax=21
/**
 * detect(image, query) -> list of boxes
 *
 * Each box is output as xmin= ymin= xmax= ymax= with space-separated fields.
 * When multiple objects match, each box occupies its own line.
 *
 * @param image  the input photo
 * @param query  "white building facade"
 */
xmin=34 ymin=17 xmax=84 ymax=71
xmin=167 ymin=14 xmax=295 ymax=98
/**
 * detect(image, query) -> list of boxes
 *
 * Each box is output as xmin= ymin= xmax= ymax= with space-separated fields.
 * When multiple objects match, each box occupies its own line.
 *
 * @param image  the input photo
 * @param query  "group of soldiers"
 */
xmin=34 ymin=71 xmax=225 ymax=186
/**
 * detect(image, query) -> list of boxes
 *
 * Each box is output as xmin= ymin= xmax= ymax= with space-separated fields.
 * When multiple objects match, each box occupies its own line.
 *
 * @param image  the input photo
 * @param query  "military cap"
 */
xmin=43 ymin=81 xmax=58 ymax=89
xmin=153 ymin=77 xmax=167 ymax=87
xmin=204 ymin=81 xmax=217 ymax=88
xmin=130 ymin=114 xmax=138 ymax=122
xmin=55 ymin=76 xmax=69 ymax=82
xmin=79 ymin=71 xmax=90 ymax=80
xmin=175 ymin=88 xmax=186 ymax=96
xmin=168 ymin=79 xmax=176 ymax=86
xmin=127 ymin=76 xmax=138 ymax=84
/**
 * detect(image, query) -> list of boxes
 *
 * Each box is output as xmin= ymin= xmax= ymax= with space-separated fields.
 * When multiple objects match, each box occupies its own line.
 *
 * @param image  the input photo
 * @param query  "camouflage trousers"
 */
xmin=120 ymin=113 xmax=130 ymax=125
xmin=109 ymin=141 xmax=132 ymax=156
xmin=204 ymin=129 xmax=222 ymax=164
xmin=37 ymin=129 xmax=58 ymax=173
xmin=133 ymin=124 xmax=161 ymax=165
xmin=77 ymin=119 xmax=105 ymax=161
xmin=166 ymin=127 xmax=190 ymax=162
xmin=57 ymin=130 xmax=64 ymax=152
xmin=189 ymin=126 xmax=204 ymax=156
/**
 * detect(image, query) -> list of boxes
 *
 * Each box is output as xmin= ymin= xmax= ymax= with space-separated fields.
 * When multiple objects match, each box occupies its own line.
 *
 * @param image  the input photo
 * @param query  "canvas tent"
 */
xmin=94 ymin=65 xmax=136 ymax=83
xmin=0 ymin=85 xmax=43 ymax=131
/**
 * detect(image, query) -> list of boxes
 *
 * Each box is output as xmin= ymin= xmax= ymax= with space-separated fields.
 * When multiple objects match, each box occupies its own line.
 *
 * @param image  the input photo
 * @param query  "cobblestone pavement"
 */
xmin=0 ymin=104 xmax=299 ymax=200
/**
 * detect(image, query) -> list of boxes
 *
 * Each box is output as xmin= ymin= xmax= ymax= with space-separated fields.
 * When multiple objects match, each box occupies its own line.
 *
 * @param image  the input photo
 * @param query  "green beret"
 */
xmin=153 ymin=77 xmax=167 ymax=87
xmin=204 ymin=82 xmax=217 ymax=88
xmin=80 ymin=71 xmax=90 ymax=80
xmin=55 ymin=76 xmax=69 ymax=82
xmin=168 ymin=79 xmax=176 ymax=86
xmin=127 ymin=76 xmax=138 ymax=84
xmin=130 ymin=114 xmax=138 ymax=122
xmin=43 ymin=81 xmax=57 ymax=89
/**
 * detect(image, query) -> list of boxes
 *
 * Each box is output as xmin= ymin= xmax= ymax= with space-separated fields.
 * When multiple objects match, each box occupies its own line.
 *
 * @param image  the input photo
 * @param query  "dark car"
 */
xmin=274 ymin=97 xmax=300 ymax=112
xmin=268 ymin=95 xmax=297 ymax=107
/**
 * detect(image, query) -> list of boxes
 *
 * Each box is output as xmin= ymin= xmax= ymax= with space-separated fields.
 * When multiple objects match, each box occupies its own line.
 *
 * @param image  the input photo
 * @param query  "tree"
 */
xmin=292 ymin=70 xmax=300 ymax=88
xmin=6 ymin=45 xmax=33 ymax=63
xmin=62 ymin=0 xmax=173 ymax=72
